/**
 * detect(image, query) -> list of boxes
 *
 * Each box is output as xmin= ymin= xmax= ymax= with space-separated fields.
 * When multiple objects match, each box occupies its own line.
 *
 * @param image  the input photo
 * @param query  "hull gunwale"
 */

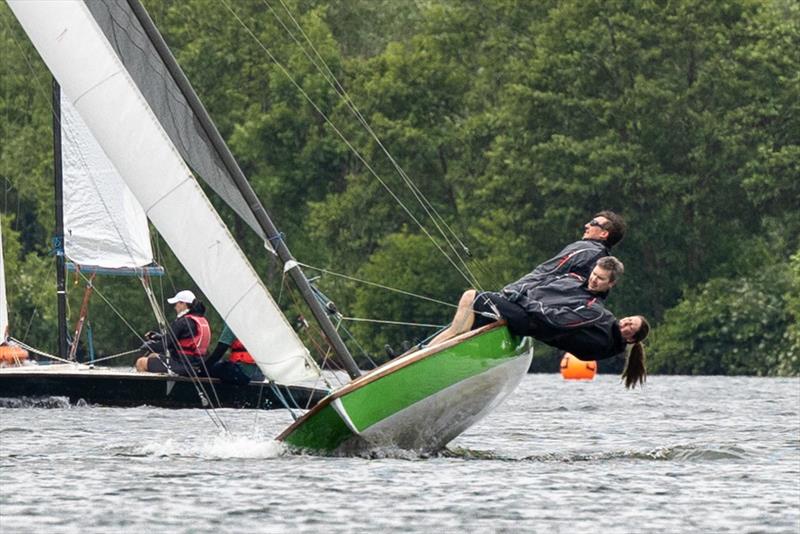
xmin=279 ymin=322 xmax=532 ymax=452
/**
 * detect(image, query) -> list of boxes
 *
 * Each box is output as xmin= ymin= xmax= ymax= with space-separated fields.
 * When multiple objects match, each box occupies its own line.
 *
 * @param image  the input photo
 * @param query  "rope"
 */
xmin=140 ymin=275 xmax=171 ymax=346
xmin=334 ymin=319 xmax=378 ymax=370
xmin=87 ymin=348 xmax=141 ymax=364
xmin=280 ymin=274 xmax=337 ymax=389
xmin=9 ymin=337 xmax=72 ymax=364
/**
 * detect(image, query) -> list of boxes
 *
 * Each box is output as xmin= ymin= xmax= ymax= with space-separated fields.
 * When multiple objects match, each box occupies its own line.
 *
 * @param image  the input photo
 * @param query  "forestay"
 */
xmin=61 ymin=94 xmax=154 ymax=269
xmin=8 ymin=0 xmax=317 ymax=384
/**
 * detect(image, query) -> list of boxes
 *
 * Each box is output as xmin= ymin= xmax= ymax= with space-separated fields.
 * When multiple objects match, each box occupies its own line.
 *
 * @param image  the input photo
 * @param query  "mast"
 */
xmin=51 ymin=79 xmax=69 ymax=360
xmin=125 ymin=0 xmax=361 ymax=378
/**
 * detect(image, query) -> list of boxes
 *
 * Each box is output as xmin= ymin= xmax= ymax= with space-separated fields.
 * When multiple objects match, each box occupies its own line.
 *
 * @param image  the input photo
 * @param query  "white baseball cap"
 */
xmin=167 ymin=290 xmax=196 ymax=304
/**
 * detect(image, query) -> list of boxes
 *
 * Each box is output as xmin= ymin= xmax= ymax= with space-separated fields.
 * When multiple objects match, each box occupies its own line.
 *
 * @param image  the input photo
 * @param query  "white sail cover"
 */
xmin=61 ymin=94 xmax=154 ymax=268
xmin=0 ymin=220 xmax=8 ymax=341
xmin=8 ymin=0 xmax=317 ymax=383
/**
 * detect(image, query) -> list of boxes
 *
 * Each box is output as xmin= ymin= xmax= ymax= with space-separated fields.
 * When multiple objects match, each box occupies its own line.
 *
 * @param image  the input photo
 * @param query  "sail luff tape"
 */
xmin=283 ymin=260 xmax=299 ymax=273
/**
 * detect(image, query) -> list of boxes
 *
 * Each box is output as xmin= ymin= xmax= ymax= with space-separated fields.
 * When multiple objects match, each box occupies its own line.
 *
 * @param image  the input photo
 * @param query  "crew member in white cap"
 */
xmin=135 ymin=289 xmax=212 ymax=376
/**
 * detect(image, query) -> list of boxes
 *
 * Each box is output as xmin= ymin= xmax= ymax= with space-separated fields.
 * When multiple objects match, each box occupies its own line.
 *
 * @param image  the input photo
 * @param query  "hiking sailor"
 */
xmin=430 ymin=257 xmax=650 ymax=388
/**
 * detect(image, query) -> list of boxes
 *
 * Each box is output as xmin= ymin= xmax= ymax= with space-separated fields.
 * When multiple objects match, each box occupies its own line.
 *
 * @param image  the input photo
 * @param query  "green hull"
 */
xmin=278 ymin=324 xmax=532 ymax=453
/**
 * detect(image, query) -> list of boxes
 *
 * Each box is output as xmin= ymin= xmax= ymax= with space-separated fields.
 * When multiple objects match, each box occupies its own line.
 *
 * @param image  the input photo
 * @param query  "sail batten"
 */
xmin=8 ymin=0 xmax=317 ymax=384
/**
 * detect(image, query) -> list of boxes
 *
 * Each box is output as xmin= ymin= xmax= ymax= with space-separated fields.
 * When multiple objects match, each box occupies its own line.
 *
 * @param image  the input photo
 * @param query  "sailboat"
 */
xmin=0 ymin=84 xmax=325 ymax=410
xmin=5 ymin=0 xmax=532 ymax=453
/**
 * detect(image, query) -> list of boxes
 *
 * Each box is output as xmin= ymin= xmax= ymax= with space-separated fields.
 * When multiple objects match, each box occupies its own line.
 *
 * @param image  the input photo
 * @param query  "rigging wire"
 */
xmin=339 ymin=316 xmax=446 ymax=328
xmin=281 ymin=273 xmax=348 ymax=390
xmin=277 ymin=272 xmax=337 ymax=390
xmin=335 ymin=323 xmax=378 ymax=370
xmin=218 ymin=0 xmax=481 ymax=289
xmin=307 ymin=281 xmax=380 ymax=370
xmin=266 ymin=0 xmax=483 ymax=289
xmin=298 ymin=262 xmax=457 ymax=309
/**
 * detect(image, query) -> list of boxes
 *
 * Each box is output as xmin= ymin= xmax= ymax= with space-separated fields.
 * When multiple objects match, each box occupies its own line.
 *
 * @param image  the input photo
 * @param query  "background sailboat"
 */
xmin=6 ymin=0 xmax=531 ymax=453
xmin=0 ymin=83 xmax=325 ymax=410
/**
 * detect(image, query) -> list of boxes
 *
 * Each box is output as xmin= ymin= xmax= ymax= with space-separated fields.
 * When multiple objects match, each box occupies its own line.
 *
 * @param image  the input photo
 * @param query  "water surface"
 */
xmin=1 ymin=375 xmax=798 ymax=533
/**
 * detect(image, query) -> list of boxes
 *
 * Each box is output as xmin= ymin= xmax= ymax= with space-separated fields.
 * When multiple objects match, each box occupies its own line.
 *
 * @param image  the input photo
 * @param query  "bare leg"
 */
xmin=428 ymin=289 xmax=478 ymax=347
xmin=134 ymin=353 xmax=157 ymax=372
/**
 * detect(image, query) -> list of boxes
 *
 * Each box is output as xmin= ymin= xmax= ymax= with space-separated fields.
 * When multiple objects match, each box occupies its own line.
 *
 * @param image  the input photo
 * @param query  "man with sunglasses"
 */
xmin=502 ymin=210 xmax=626 ymax=304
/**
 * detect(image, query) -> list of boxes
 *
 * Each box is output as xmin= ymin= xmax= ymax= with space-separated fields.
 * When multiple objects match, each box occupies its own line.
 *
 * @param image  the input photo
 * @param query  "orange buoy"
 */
xmin=0 ymin=344 xmax=29 ymax=366
xmin=560 ymin=352 xmax=596 ymax=380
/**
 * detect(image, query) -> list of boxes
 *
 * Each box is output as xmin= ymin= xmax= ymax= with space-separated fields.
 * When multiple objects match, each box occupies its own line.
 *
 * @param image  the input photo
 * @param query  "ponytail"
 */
xmin=621 ymin=342 xmax=647 ymax=389
xmin=620 ymin=315 xmax=649 ymax=389
xmin=189 ymin=299 xmax=206 ymax=315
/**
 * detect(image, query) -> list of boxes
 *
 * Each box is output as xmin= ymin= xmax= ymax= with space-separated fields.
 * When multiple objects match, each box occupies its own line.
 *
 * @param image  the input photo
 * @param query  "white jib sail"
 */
xmin=61 ymin=93 xmax=154 ymax=269
xmin=9 ymin=1 xmax=318 ymax=384
xmin=0 ymin=219 xmax=8 ymax=341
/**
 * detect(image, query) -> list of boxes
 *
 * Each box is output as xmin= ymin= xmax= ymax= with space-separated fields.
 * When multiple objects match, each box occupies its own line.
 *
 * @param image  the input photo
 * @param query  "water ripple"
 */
xmin=0 ymin=374 xmax=796 ymax=534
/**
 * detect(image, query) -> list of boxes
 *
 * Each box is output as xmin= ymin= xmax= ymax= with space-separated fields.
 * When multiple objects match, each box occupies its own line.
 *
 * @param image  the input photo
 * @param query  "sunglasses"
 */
xmin=588 ymin=219 xmax=607 ymax=229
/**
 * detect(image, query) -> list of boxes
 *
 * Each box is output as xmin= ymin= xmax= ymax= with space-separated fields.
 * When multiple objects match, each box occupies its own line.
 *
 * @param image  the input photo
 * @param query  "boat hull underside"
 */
xmin=282 ymin=326 xmax=532 ymax=454
xmin=341 ymin=351 xmax=530 ymax=453
xmin=0 ymin=366 xmax=325 ymax=410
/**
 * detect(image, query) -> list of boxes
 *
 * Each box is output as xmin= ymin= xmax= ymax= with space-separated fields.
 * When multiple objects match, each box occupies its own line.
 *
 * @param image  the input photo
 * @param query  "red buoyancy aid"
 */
xmin=228 ymin=338 xmax=255 ymax=364
xmin=176 ymin=314 xmax=211 ymax=358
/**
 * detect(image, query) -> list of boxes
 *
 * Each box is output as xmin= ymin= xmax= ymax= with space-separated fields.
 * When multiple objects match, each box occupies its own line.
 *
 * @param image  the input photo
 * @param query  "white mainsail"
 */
xmin=8 ymin=0 xmax=317 ymax=384
xmin=0 ymin=219 xmax=8 ymax=341
xmin=61 ymin=94 xmax=154 ymax=269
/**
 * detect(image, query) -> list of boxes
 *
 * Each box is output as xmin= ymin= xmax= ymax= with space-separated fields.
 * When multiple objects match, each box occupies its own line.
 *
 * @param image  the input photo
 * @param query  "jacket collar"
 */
xmin=580 ymin=278 xmax=610 ymax=301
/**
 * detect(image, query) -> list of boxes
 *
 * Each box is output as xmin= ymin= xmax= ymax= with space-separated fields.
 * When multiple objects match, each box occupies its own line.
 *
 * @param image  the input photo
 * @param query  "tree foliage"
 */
xmin=1 ymin=0 xmax=797 ymax=374
xmin=648 ymin=259 xmax=797 ymax=375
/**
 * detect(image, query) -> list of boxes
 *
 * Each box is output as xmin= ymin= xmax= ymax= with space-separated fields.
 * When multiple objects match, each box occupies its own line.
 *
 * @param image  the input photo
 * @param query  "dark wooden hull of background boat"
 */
xmin=0 ymin=369 xmax=326 ymax=410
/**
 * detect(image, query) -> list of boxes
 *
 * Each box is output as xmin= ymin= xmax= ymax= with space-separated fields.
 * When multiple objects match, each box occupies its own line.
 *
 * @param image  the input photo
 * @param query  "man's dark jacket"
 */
xmin=521 ymin=273 xmax=625 ymax=360
xmin=502 ymin=238 xmax=609 ymax=312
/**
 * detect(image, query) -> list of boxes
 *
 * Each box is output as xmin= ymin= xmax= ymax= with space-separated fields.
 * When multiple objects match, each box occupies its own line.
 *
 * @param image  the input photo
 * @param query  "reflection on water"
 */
xmin=1 ymin=375 xmax=798 ymax=533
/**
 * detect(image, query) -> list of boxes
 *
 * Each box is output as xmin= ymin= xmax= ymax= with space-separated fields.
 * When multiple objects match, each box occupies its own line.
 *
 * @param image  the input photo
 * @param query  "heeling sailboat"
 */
xmin=7 ymin=0 xmax=532 ymax=453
